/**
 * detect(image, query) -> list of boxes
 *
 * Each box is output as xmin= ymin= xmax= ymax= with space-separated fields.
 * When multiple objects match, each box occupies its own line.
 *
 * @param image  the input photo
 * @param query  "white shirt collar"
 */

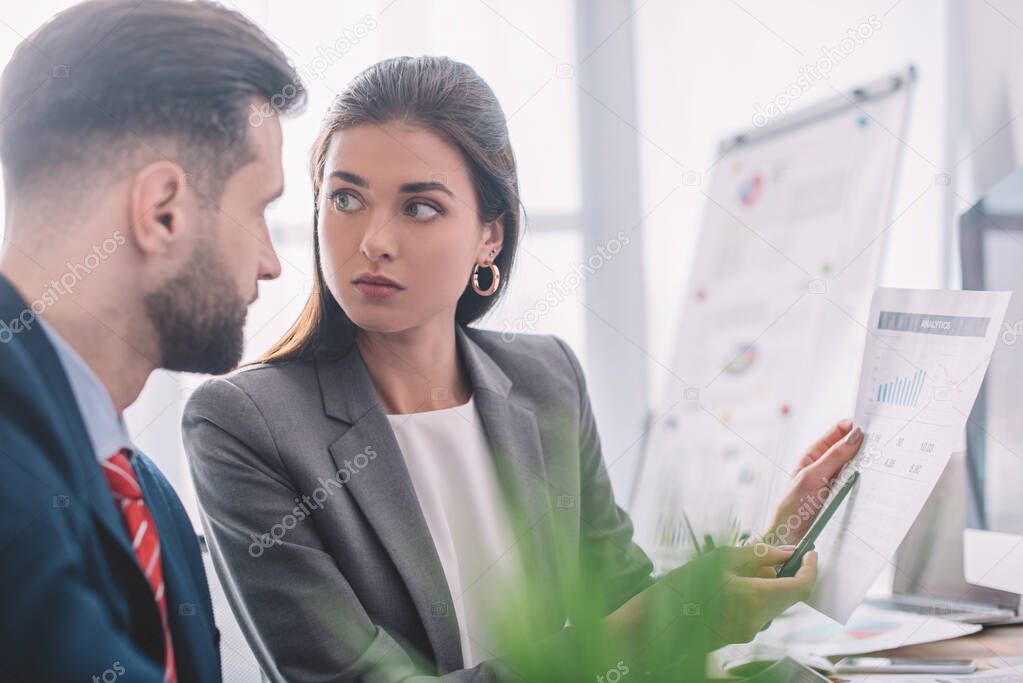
xmin=38 ymin=317 xmax=134 ymax=462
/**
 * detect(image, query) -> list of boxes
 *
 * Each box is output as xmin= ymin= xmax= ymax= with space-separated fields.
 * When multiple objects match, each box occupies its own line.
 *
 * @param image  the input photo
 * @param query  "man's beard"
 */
xmin=144 ymin=230 xmax=248 ymax=375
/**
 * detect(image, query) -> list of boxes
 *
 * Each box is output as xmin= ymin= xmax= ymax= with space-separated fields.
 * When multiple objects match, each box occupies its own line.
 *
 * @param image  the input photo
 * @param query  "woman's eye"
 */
xmin=405 ymin=201 xmax=440 ymax=221
xmin=330 ymin=190 xmax=363 ymax=213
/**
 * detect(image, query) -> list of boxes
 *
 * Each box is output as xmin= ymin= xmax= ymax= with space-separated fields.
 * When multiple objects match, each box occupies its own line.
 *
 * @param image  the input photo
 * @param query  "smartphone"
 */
xmin=835 ymin=657 xmax=977 ymax=674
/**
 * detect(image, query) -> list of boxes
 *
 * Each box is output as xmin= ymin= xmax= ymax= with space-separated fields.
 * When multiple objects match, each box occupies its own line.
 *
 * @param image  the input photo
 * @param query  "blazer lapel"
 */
xmin=319 ymin=345 xmax=463 ymax=672
xmin=0 ymin=276 xmax=137 ymax=564
xmin=316 ymin=324 xmax=562 ymax=670
xmin=134 ymin=455 xmax=219 ymax=683
xmin=455 ymin=326 xmax=560 ymax=625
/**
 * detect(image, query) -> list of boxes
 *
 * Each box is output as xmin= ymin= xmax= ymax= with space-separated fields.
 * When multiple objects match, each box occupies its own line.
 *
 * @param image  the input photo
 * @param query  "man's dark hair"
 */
xmin=0 ymin=0 xmax=306 ymax=202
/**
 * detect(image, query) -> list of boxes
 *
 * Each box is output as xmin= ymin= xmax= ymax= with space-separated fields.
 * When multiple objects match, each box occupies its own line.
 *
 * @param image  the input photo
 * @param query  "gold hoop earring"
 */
xmin=471 ymin=260 xmax=501 ymax=296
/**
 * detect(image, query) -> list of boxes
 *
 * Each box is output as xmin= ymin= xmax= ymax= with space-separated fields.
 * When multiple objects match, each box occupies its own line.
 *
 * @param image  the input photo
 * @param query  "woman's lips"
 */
xmin=354 ymin=281 xmax=403 ymax=299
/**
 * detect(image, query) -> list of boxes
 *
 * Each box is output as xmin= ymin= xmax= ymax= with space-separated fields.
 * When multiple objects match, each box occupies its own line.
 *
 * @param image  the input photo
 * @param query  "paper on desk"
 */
xmin=808 ymin=288 xmax=1012 ymax=623
xmin=750 ymin=602 xmax=981 ymax=657
xmin=846 ymin=677 xmax=972 ymax=682
xmin=936 ymin=666 xmax=1023 ymax=681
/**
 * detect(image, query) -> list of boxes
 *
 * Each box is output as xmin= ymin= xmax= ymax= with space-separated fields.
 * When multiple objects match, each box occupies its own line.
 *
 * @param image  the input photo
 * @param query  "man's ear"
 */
xmin=129 ymin=161 xmax=190 ymax=256
xmin=479 ymin=215 xmax=505 ymax=262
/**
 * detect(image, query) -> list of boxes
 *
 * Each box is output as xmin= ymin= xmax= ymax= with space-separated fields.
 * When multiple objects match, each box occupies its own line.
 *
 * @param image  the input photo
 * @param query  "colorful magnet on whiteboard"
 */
xmin=738 ymin=174 xmax=763 ymax=206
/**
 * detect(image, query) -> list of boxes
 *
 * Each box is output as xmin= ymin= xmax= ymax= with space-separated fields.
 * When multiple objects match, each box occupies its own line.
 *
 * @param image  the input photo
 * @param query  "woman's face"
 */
xmin=317 ymin=122 xmax=502 ymax=334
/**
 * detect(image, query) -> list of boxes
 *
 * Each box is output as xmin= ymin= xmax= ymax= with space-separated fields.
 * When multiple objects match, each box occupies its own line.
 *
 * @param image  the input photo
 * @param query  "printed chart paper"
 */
xmin=808 ymin=287 xmax=1011 ymax=623
xmin=758 ymin=603 xmax=980 ymax=657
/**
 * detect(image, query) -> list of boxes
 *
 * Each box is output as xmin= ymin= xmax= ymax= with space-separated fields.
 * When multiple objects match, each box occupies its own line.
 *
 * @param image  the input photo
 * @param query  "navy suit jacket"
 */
xmin=0 ymin=275 xmax=220 ymax=682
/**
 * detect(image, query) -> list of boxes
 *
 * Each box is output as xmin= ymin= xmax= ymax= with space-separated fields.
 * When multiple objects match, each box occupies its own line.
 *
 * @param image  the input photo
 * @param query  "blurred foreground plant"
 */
xmin=474 ymin=498 xmax=741 ymax=682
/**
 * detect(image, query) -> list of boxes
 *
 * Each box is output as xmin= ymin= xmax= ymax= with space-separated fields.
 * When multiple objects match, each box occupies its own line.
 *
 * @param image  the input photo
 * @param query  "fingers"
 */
xmin=727 ymin=544 xmax=795 ymax=574
xmin=742 ymin=551 xmax=818 ymax=618
xmin=780 ymin=550 xmax=818 ymax=603
xmin=804 ymin=424 xmax=863 ymax=485
xmin=795 ymin=419 xmax=854 ymax=471
xmin=793 ymin=550 xmax=818 ymax=584
xmin=714 ymin=553 xmax=818 ymax=645
xmin=763 ymin=551 xmax=818 ymax=599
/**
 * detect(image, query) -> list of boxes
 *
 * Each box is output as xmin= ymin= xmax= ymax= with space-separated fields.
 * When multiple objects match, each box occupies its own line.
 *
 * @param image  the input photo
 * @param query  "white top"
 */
xmin=385 ymin=395 xmax=524 ymax=668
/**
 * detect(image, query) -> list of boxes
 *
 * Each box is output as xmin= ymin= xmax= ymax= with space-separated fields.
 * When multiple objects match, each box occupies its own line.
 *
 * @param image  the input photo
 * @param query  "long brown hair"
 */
xmin=257 ymin=55 xmax=522 ymax=364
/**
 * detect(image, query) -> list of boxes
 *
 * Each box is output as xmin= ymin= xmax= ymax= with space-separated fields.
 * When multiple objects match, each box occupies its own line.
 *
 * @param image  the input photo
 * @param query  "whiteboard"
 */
xmin=630 ymin=67 xmax=915 ymax=573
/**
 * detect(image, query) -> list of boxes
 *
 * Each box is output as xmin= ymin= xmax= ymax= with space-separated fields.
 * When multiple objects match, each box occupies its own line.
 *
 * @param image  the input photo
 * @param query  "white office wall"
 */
xmin=960 ymin=0 xmax=1023 ymax=204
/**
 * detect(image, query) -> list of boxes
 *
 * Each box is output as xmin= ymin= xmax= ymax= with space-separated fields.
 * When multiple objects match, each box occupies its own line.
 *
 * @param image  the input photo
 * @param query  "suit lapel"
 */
xmin=459 ymin=328 xmax=560 ymax=626
xmin=0 ymin=276 xmax=137 ymax=564
xmin=320 ymin=340 xmax=463 ymax=671
xmin=134 ymin=455 xmax=218 ymax=682
xmin=316 ymin=324 xmax=559 ymax=670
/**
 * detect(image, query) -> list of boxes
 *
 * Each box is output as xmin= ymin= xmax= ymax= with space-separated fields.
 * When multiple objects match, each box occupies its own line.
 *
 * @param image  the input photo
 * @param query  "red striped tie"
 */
xmin=102 ymin=449 xmax=177 ymax=683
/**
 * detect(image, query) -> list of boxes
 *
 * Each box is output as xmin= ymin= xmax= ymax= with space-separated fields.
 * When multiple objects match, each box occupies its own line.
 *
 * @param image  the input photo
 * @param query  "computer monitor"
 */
xmin=960 ymin=166 xmax=1023 ymax=596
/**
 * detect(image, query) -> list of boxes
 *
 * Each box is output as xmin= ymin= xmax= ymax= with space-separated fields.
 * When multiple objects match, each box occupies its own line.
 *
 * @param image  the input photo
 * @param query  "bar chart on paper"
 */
xmin=808 ymin=288 xmax=1011 ymax=623
xmin=862 ymin=308 xmax=995 ymax=437
xmin=873 ymin=369 xmax=925 ymax=407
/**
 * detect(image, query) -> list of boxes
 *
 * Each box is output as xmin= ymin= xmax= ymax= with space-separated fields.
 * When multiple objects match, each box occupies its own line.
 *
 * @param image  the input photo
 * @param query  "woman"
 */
xmin=182 ymin=56 xmax=864 ymax=681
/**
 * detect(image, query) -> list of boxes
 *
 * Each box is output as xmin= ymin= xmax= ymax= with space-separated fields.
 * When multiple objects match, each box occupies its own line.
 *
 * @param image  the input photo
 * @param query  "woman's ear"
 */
xmin=129 ymin=160 xmax=190 ymax=257
xmin=479 ymin=215 xmax=504 ymax=263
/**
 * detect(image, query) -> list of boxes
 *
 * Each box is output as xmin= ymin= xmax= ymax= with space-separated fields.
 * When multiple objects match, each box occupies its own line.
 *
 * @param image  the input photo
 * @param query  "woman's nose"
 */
xmin=360 ymin=214 xmax=398 ymax=261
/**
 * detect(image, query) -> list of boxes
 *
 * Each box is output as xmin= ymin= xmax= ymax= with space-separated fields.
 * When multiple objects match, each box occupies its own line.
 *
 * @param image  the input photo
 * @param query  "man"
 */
xmin=0 ymin=0 xmax=304 ymax=680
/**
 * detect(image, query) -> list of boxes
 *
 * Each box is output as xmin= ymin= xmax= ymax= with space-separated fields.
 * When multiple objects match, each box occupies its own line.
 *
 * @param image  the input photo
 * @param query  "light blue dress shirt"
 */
xmin=39 ymin=317 xmax=134 ymax=462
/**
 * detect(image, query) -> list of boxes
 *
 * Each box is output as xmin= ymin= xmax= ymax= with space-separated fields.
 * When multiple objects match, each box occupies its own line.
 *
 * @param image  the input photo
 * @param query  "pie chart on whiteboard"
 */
xmin=723 ymin=341 xmax=758 ymax=374
xmin=738 ymin=173 xmax=763 ymax=206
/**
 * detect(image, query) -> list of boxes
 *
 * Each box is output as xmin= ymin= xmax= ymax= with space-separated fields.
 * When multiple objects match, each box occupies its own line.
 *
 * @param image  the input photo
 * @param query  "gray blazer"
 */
xmin=182 ymin=324 xmax=654 ymax=682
